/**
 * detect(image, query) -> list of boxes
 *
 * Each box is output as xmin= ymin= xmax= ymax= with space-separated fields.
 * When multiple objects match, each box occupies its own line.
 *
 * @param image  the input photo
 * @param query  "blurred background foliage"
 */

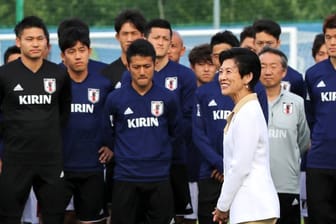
xmin=0 ymin=0 xmax=335 ymax=28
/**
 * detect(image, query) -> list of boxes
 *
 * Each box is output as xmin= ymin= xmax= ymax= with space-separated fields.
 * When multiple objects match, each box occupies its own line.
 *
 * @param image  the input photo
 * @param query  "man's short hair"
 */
xmin=126 ymin=39 xmax=156 ymax=64
xmin=312 ymin=33 xmax=325 ymax=58
xmin=210 ymin=30 xmax=239 ymax=50
xmin=14 ymin=16 xmax=50 ymax=44
xmin=240 ymin=26 xmax=255 ymax=44
xmin=144 ymin=19 xmax=172 ymax=38
xmin=57 ymin=18 xmax=89 ymax=38
xmin=258 ymin=46 xmax=288 ymax=70
xmin=188 ymin=44 xmax=213 ymax=66
xmin=4 ymin=45 xmax=20 ymax=64
xmin=114 ymin=9 xmax=146 ymax=34
xmin=253 ymin=19 xmax=281 ymax=40
xmin=323 ymin=13 xmax=336 ymax=34
xmin=58 ymin=27 xmax=90 ymax=53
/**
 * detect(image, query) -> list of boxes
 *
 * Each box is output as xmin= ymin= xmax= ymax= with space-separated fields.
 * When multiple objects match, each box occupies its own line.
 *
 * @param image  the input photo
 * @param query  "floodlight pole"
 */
xmin=16 ymin=0 xmax=24 ymax=23
xmin=213 ymin=0 xmax=220 ymax=29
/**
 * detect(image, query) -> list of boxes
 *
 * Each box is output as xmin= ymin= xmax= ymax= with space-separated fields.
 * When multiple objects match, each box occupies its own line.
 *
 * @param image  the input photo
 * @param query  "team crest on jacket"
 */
xmin=43 ymin=78 xmax=56 ymax=94
xmin=165 ymin=77 xmax=178 ymax=91
xmin=88 ymin=88 xmax=100 ymax=103
xmin=280 ymin=81 xmax=291 ymax=91
xmin=282 ymin=102 xmax=293 ymax=114
xmin=151 ymin=101 xmax=164 ymax=117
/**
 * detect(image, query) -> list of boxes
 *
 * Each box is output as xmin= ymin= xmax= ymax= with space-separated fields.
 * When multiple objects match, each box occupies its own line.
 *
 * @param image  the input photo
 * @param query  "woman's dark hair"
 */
xmin=220 ymin=47 xmax=261 ymax=90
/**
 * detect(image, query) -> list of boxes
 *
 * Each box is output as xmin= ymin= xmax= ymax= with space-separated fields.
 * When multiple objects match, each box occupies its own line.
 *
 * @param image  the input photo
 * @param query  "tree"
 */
xmin=0 ymin=0 xmax=335 ymax=28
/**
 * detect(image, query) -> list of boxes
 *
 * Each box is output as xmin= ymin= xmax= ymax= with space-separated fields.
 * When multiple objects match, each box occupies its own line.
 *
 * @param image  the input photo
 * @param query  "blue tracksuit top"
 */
xmin=103 ymin=83 xmax=183 ymax=182
xmin=305 ymin=58 xmax=336 ymax=169
xmin=62 ymin=62 xmax=113 ymax=172
xmin=121 ymin=60 xmax=197 ymax=164
xmin=283 ymin=66 xmax=306 ymax=98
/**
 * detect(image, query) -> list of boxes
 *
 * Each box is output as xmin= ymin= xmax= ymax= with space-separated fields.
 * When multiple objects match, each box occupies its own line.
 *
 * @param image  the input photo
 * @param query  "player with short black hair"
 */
xmin=311 ymin=33 xmax=328 ymax=62
xmin=240 ymin=26 xmax=256 ymax=52
xmin=305 ymin=13 xmax=336 ymax=224
xmin=0 ymin=15 xmax=71 ymax=224
xmin=252 ymin=18 xmax=306 ymax=98
xmin=104 ymin=38 xmax=183 ymax=224
xmin=210 ymin=30 xmax=240 ymax=70
xmin=102 ymin=9 xmax=147 ymax=88
xmin=144 ymin=18 xmax=197 ymax=221
xmin=58 ymin=21 xmax=114 ymax=224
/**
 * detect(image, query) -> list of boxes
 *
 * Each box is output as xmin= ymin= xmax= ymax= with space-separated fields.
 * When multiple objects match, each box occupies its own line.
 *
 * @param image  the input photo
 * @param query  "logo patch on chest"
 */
xmin=88 ymin=88 xmax=100 ymax=103
xmin=282 ymin=102 xmax=293 ymax=114
xmin=165 ymin=77 xmax=178 ymax=91
xmin=151 ymin=101 xmax=164 ymax=117
xmin=43 ymin=78 xmax=56 ymax=94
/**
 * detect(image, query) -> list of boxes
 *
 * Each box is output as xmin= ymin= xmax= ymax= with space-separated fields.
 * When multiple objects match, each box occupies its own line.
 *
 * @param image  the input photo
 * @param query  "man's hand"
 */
xmin=211 ymin=169 xmax=224 ymax=183
xmin=98 ymin=146 xmax=113 ymax=163
xmin=212 ymin=208 xmax=229 ymax=224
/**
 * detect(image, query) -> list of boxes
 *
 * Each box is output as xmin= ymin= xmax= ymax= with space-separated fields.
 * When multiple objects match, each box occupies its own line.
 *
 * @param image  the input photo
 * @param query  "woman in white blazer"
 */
xmin=213 ymin=48 xmax=279 ymax=224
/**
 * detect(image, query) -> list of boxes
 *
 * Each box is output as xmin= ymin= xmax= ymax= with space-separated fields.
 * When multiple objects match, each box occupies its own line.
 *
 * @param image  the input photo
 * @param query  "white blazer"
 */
xmin=216 ymin=94 xmax=279 ymax=224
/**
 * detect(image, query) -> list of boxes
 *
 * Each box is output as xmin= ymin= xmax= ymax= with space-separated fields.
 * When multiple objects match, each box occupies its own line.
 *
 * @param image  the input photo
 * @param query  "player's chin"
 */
xmin=29 ymin=53 xmax=43 ymax=59
xmin=329 ymin=51 xmax=336 ymax=57
xmin=136 ymin=77 xmax=149 ymax=84
xmin=201 ymin=76 xmax=213 ymax=83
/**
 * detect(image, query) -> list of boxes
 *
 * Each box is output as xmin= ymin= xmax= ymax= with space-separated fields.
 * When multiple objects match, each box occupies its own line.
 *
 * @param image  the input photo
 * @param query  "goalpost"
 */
xmin=176 ymin=27 xmax=298 ymax=70
xmin=0 ymin=27 xmax=299 ymax=70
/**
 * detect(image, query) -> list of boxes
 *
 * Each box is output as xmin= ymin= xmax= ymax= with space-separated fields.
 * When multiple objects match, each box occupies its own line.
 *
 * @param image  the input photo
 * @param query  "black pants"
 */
xmin=170 ymin=164 xmax=193 ymax=216
xmin=0 ymin=163 xmax=67 ymax=224
xmin=197 ymin=178 xmax=222 ymax=224
xmin=306 ymin=168 xmax=336 ymax=224
xmin=111 ymin=180 xmax=174 ymax=224
xmin=276 ymin=193 xmax=300 ymax=224
xmin=64 ymin=171 xmax=108 ymax=222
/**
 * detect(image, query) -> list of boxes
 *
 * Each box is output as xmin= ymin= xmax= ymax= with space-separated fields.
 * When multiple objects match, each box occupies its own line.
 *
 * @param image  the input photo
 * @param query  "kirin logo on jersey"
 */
xmin=282 ymin=102 xmax=293 ymax=114
xmin=43 ymin=78 xmax=56 ymax=94
xmin=88 ymin=88 xmax=100 ymax=103
xmin=151 ymin=101 xmax=164 ymax=117
xmin=165 ymin=77 xmax=178 ymax=91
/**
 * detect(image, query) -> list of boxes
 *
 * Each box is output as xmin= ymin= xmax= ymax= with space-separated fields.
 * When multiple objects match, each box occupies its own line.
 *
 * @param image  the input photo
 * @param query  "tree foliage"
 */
xmin=0 ymin=0 xmax=335 ymax=28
